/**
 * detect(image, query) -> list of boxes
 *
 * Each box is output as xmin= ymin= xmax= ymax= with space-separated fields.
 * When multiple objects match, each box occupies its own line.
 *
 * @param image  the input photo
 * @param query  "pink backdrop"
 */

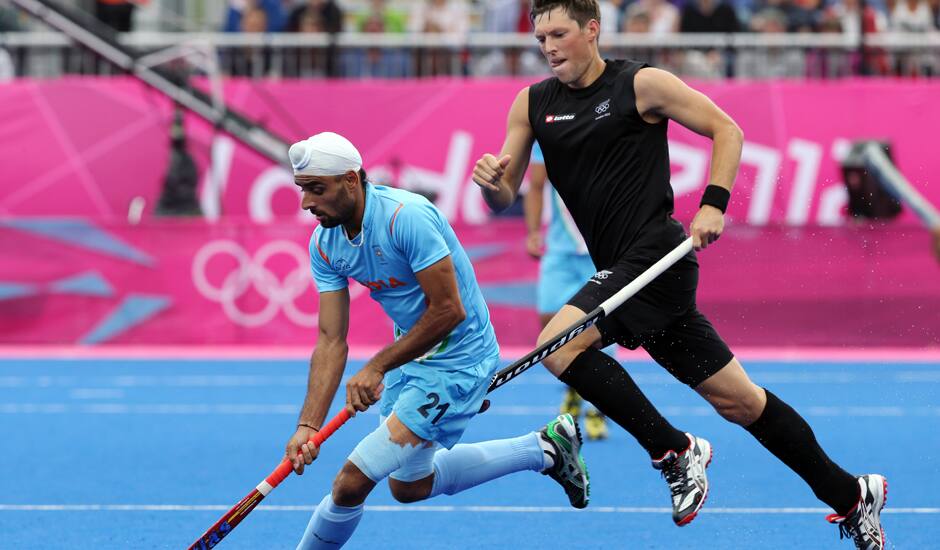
xmin=1 ymin=219 xmax=937 ymax=348
xmin=1 ymin=78 xmax=939 ymax=349
xmin=1 ymin=78 xmax=939 ymax=226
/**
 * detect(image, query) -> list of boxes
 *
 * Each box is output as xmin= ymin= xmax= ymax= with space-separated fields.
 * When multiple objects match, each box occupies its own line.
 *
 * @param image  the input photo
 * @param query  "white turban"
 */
xmin=288 ymin=132 xmax=363 ymax=177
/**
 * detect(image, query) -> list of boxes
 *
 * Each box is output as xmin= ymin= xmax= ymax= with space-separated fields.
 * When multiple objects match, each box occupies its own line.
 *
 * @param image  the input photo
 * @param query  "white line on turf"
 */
xmin=2 ymin=371 xmax=940 ymax=389
xmin=2 ymin=345 xmax=940 ymax=361
xmin=0 ymin=504 xmax=936 ymax=514
xmin=1 ymin=403 xmax=939 ymax=417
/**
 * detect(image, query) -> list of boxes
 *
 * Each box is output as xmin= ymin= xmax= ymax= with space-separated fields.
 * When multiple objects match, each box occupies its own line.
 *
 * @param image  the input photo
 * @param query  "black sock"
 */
xmin=745 ymin=389 xmax=859 ymax=515
xmin=559 ymin=348 xmax=689 ymax=459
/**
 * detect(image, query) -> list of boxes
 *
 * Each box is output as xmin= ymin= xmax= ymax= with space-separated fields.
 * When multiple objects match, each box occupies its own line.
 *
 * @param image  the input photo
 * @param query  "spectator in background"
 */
xmin=298 ymin=11 xmax=326 ymax=32
xmin=748 ymin=0 xmax=796 ymax=27
xmin=736 ymin=8 xmax=806 ymax=77
xmin=287 ymin=0 xmax=344 ymax=76
xmin=680 ymin=0 xmax=740 ymax=32
xmin=599 ymin=0 xmax=626 ymax=34
xmin=824 ymin=0 xmax=890 ymax=75
xmin=229 ymin=5 xmax=271 ymax=76
xmin=624 ymin=0 xmax=679 ymax=36
xmin=889 ymin=0 xmax=937 ymax=74
xmin=890 ymin=0 xmax=937 ymax=30
xmin=785 ymin=0 xmax=827 ymax=76
xmin=621 ymin=0 xmax=679 ymax=74
xmin=826 ymin=0 xmax=888 ymax=39
xmin=243 ymin=8 xmax=268 ymax=32
xmin=95 ymin=0 xmax=145 ymax=32
xmin=224 ymin=0 xmax=285 ymax=33
xmin=409 ymin=0 xmax=469 ymax=35
xmin=620 ymin=8 xmax=660 ymax=72
xmin=348 ymin=0 xmax=410 ymax=77
xmin=679 ymin=0 xmax=740 ymax=78
xmin=482 ymin=0 xmax=531 ymax=32
xmin=287 ymin=0 xmax=343 ymax=33
xmin=884 ymin=0 xmax=897 ymax=18
xmin=787 ymin=0 xmax=824 ymax=31
xmin=477 ymin=0 xmax=547 ymax=75
xmin=623 ymin=8 xmax=653 ymax=32
xmin=355 ymin=0 xmax=407 ymax=33
xmin=409 ymin=0 xmax=470 ymax=76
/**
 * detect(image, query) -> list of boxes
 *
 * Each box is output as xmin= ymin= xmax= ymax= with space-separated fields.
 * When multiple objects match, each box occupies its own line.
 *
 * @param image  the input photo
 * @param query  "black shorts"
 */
xmin=567 ymin=250 xmax=733 ymax=387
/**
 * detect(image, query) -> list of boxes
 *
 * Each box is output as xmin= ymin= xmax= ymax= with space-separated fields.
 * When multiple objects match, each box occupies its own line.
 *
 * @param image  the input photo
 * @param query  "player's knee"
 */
xmin=708 ymin=386 xmax=765 ymax=426
xmin=388 ymin=481 xmax=430 ymax=503
xmin=539 ymin=351 xmax=562 ymax=376
xmin=331 ymin=463 xmax=373 ymax=506
xmin=537 ymin=330 xmax=585 ymax=377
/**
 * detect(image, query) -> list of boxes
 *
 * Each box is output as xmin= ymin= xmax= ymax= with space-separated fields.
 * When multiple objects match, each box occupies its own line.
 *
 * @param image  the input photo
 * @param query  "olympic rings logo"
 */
xmin=191 ymin=240 xmax=363 ymax=328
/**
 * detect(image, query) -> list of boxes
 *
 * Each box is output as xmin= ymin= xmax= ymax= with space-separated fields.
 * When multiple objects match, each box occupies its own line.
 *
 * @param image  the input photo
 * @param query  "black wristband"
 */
xmin=699 ymin=185 xmax=730 ymax=213
xmin=297 ymin=423 xmax=320 ymax=432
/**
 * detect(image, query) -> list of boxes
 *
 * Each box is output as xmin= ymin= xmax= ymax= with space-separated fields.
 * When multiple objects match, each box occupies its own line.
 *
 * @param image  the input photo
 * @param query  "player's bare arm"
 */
xmin=345 ymin=256 xmax=466 ymax=414
xmin=635 ymin=67 xmax=744 ymax=251
xmin=524 ymin=159 xmax=548 ymax=258
xmin=287 ymin=288 xmax=350 ymax=474
xmin=473 ymin=87 xmax=536 ymax=212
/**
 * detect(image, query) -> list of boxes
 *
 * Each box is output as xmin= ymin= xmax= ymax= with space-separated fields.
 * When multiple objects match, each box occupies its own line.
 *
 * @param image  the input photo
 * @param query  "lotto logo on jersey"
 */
xmin=545 ymin=113 xmax=575 ymax=123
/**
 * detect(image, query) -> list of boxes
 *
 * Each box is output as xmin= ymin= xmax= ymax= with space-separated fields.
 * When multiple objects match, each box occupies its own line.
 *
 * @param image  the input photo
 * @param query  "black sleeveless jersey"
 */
xmin=528 ymin=59 xmax=687 ymax=270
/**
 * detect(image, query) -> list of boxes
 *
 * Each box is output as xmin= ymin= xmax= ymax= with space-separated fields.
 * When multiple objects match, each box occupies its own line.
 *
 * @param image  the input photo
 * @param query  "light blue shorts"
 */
xmin=537 ymin=252 xmax=597 ymax=315
xmin=378 ymin=354 xmax=500 ymax=450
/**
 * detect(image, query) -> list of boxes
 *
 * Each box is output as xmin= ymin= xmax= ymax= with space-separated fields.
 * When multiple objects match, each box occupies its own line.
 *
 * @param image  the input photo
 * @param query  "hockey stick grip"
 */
xmin=266 ymin=408 xmax=353 ymax=489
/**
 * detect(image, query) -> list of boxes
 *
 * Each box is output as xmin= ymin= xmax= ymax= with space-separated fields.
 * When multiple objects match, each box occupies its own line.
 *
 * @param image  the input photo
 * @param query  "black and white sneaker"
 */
xmin=651 ymin=433 xmax=712 ymax=526
xmin=538 ymin=413 xmax=590 ymax=509
xmin=827 ymin=474 xmax=888 ymax=550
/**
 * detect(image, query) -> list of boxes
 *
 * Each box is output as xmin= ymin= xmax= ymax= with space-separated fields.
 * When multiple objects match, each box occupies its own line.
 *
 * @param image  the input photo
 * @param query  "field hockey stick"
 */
xmin=187 ymin=408 xmax=352 ymax=550
xmin=189 ymin=237 xmax=692 ymax=548
xmin=487 ymin=237 xmax=693 ymax=392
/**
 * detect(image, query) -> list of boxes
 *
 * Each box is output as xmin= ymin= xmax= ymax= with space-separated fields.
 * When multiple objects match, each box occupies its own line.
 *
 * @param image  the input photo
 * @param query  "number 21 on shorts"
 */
xmin=417 ymin=393 xmax=449 ymax=424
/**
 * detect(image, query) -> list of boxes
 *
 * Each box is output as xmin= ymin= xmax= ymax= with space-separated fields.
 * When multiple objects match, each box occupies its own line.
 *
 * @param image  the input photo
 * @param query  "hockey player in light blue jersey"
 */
xmin=524 ymin=141 xmax=608 ymax=440
xmin=283 ymin=132 xmax=590 ymax=549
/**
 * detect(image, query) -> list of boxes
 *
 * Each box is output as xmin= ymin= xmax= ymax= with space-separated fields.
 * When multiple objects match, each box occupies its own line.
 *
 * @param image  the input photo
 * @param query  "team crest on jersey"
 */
xmin=334 ymin=258 xmax=352 ymax=273
xmin=373 ymin=245 xmax=387 ymax=264
xmin=595 ymin=99 xmax=610 ymax=114
xmin=545 ymin=113 xmax=575 ymax=123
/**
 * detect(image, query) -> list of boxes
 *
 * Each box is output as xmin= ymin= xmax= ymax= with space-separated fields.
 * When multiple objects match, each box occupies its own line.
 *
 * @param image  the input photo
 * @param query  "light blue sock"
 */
xmin=428 ymin=432 xmax=547 ymax=498
xmin=296 ymin=493 xmax=364 ymax=550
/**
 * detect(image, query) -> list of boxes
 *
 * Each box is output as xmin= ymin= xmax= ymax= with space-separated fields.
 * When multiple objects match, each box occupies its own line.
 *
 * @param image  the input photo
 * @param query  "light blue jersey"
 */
xmin=531 ymin=142 xmax=589 ymax=256
xmin=309 ymin=183 xmax=499 ymax=371
xmin=531 ymin=143 xmax=596 ymax=314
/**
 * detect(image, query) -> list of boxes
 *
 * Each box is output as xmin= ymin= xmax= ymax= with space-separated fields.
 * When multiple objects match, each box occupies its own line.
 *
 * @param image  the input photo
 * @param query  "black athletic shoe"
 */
xmin=651 ymin=433 xmax=712 ymax=526
xmin=827 ymin=474 xmax=888 ymax=550
xmin=539 ymin=413 xmax=590 ymax=509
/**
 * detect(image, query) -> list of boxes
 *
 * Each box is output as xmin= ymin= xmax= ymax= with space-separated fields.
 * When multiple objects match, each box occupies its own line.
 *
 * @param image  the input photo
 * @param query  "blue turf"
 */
xmin=0 ymin=357 xmax=937 ymax=549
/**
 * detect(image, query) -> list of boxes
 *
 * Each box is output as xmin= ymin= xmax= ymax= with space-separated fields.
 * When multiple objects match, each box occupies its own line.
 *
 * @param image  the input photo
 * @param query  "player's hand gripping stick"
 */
xmin=187 ymin=408 xmax=352 ymax=550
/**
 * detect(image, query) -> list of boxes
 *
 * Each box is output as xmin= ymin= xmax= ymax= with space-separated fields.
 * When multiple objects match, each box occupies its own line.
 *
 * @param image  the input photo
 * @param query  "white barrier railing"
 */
xmin=1 ymin=31 xmax=938 ymax=79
